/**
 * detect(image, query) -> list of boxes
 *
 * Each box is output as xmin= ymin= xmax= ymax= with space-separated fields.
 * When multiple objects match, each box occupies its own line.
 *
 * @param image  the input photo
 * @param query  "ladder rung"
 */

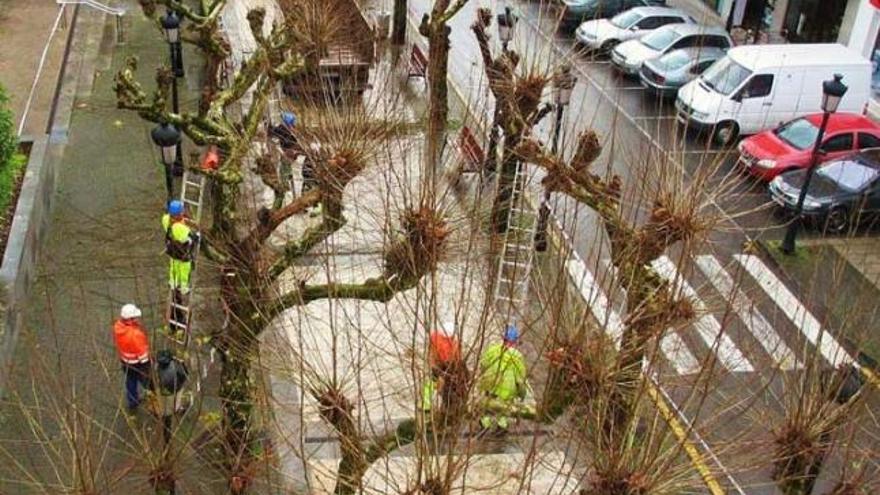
xmin=183 ymin=199 xmax=201 ymax=206
xmin=169 ymin=319 xmax=188 ymax=328
xmin=170 ymin=303 xmax=190 ymax=312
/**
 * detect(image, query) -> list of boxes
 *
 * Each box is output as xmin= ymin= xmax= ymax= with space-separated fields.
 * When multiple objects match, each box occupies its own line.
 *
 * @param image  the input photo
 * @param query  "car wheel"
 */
xmin=712 ymin=121 xmax=739 ymax=147
xmin=601 ymin=40 xmax=619 ymax=54
xmin=823 ymin=206 xmax=849 ymax=235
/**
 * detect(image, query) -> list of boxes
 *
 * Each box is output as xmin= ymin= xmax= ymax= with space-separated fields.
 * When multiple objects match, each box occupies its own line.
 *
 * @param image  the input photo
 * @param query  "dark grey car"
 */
xmin=769 ymin=149 xmax=880 ymax=233
xmin=639 ymin=47 xmax=726 ymax=97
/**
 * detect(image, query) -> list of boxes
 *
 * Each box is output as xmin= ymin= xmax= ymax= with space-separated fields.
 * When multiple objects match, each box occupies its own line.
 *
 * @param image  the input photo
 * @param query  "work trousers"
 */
xmin=123 ymin=361 xmax=151 ymax=409
xmin=168 ymin=259 xmax=192 ymax=293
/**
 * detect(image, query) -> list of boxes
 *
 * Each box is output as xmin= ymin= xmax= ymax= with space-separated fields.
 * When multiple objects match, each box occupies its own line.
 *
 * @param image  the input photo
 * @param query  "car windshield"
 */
xmin=817 ymin=161 xmax=879 ymax=192
xmin=611 ymin=10 xmax=643 ymax=28
xmin=774 ymin=118 xmax=819 ymax=151
xmin=700 ymin=56 xmax=751 ymax=96
xmin=656 ymin=50 xmax=691 ymax=70
xmin=641 ymin=28 xmax=679 ymax=51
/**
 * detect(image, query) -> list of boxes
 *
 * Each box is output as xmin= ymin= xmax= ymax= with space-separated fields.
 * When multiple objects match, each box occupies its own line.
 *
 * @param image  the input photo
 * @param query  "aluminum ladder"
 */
xmin=492 ymin=162 xmax=537 ymax=324
xmin=166 ymin=169 xmax=207 ymax=346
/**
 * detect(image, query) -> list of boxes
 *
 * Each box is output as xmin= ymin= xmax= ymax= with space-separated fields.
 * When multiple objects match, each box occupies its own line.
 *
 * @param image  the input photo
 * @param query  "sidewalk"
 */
xmin=0 ymin=0 xmax=69 ymax=137
xmin=0 ymin=3 xmax=220 ymax=492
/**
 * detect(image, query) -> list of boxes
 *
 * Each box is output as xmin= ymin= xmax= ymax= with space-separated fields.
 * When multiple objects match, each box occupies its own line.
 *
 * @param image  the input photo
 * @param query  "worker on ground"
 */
xmin=162 ymin=200 xmax=198 ymax=296
xmin=155 ymin=349 xmax=190 ymax=416
xmin=478 ymin=324 xmax=528 ymax=431
xmin=422 ymin=321 xmax=462 ymax=412
xmin=113 ymin=304 xmax=151 ymax=411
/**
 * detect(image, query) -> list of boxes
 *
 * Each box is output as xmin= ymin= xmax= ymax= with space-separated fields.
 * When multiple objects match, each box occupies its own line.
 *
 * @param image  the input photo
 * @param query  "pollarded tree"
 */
xmin=115 ymin=2 xmax=450 ymax=491
xmin=418 ymin=0 xmax=469 ymax=172
xmin=469 ymin=10 xmax=711 ymax=435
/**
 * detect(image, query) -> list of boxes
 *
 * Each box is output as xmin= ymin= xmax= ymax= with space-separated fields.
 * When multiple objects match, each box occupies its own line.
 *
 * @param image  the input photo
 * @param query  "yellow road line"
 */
xmin=859 ymin=366 xmax=880 ymax=390
xmin=645 ymin=382 xmax=726 ymax=495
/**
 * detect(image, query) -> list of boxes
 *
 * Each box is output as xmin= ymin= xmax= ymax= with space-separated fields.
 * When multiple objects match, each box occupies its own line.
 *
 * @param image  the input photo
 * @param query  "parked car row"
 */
xmin=562 ymin=3 xmax=880 ymax=234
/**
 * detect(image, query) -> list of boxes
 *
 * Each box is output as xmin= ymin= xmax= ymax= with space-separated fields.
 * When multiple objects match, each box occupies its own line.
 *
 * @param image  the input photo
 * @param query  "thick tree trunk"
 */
xmin=219 ymin=327 xmax=258 ymax=494
xmin=425 ymin=24 xmax=451 ymax=173
xmin=489 ymin=132 xmax=522 ymax=233
xmin=392 ymin=0 xmax=407 ymax=46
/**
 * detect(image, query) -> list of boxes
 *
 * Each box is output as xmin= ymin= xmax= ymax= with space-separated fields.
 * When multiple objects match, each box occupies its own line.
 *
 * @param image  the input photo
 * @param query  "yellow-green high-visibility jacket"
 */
xmin=162 ymin=214 xmax=193 ymax=261
xmin=479 ymin=342 xmax=527 ymax=401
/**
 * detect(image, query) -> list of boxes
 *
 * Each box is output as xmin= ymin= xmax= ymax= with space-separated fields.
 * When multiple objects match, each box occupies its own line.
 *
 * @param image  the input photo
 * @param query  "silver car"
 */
xmin=639 ymin=47 xmax=726 ymax=97
xmin=575 ymin=6 xmax=693 ymax=53
xmin=611 ymin=23 xmax=732 ymax=76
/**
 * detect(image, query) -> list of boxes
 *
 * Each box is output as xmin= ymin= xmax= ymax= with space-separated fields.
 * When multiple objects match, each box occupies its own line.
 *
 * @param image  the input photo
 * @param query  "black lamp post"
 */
xmin=535 ymin=65 xmax=576 ymax=252
xmin=161 ymin=10 xmax=185 ymax=178
xmin=497 ymin=7 xmax=517 ymax=52
xmin=781 ymin=74 xmax=848 ymax=255
xmin=151 ymin=122 xmax=182 ymax=199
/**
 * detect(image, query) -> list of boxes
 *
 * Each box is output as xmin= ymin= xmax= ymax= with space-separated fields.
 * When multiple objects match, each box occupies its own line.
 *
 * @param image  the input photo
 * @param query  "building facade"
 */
xmin=695 ymin=0 xmax=880 ymax=100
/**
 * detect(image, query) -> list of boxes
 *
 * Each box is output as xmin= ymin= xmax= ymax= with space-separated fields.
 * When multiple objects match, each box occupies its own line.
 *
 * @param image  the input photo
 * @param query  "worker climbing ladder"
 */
xmin=166 ymin=166 xmax=207 ymax=347
xmin=492 ymin=162 xmax=537 ymax=324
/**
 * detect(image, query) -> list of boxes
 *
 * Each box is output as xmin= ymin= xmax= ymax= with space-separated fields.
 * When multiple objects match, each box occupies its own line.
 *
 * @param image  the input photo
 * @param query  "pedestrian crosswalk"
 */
xmin=733 ymin=254 xmax=853 ymax=369
xmin=564 ymin=248 xmax=857 ymax=377
xmin=653 ymin=256 xmax=755 ymax=373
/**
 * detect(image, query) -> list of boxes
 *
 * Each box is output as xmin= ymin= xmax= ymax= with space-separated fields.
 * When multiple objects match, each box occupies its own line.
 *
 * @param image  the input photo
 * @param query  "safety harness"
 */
xmin=165 ymin=218 xmax=193 ymax=261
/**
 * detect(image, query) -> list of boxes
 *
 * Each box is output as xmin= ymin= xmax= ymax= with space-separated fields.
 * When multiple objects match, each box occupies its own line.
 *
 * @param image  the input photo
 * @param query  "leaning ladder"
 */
xmin=166 ymin=169 xmax=207 ymax=347
xmin=492 ymin=162 xmax=537 ymax=324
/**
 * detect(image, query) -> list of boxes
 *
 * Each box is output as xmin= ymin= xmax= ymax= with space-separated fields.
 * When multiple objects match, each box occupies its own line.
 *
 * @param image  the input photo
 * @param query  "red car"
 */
xmin=737 ymin=113 xmax=880 ymax=181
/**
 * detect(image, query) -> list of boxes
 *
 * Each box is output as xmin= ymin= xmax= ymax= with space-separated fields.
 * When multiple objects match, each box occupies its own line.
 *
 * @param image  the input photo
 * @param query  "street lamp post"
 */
xmin=535 ymin=65 xmax=576 ymax=252
xmin=151 ymin=122 xmax=182 ymax=199
xmin=781 ymin=74 xmax=848 ymax=255
xmin=497 ymin=7 xmax=517 ymax=52
xmin=161 ymin=10 xmax=185 ymax=177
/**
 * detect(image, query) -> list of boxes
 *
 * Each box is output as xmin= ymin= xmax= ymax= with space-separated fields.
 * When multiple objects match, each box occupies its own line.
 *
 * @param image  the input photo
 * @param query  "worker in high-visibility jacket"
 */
xmin=162 ymin=200 xmax=197 ymax=295
xmin=478 ymin=324 xmax=528 ymax=430
xmin=113 ymin=304 xmax=151 ymax=411
xmin=421 ymin=321 xmax=462 ymax=412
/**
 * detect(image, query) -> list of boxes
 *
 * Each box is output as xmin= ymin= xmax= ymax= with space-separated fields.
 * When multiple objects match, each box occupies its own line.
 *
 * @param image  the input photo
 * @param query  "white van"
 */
xmin=675 ymin=44 xmax=872 ymax=146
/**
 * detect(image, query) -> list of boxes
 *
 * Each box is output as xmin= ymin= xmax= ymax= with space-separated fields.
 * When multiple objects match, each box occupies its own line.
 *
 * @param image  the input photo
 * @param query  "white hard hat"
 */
xmin=120 ymin=304 xmax=142 ymax=319
xmin=440 ymin=321 xmax=455 ymax=337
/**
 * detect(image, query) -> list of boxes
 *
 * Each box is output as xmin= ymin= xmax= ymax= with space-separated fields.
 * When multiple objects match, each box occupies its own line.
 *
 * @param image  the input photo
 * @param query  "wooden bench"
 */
xmin=408 ymin=44 xmax=428 ymax=79
xmin=458 ymin=126 xmax=484 ymax=173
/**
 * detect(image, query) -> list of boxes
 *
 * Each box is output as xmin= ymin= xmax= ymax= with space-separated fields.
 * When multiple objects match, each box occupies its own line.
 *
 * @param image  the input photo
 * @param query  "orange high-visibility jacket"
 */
xmin=113 ymin=319 xmax=150 ymax=364
xmin=429 ymin=331 xmax=461 ymax=368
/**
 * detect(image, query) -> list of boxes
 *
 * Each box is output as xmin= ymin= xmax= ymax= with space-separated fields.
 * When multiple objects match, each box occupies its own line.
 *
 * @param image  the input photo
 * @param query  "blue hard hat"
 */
xmin=503 ymin=324 xmax=519 ymax=343
xmin=281 ymin=111 xmax=296 ymax=127
xmin=168 ymin=200 xmax=184 ymax=216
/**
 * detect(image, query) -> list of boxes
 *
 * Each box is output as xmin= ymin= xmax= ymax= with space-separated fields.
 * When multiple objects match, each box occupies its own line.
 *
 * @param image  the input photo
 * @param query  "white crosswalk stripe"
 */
xmin=597 ymin=258 xmax=702 ymax=375
xmin=734 ymin=254 xmax=853 ymax=368
xmin=565 ymin=254 xmax=702 ymax=374
xmin=695 ymin=255 xmax=801 ymax=370
xmin=653 ymin=256 xmax=754 ymax=373
xmin=659 ymin=330 xmax=702 ymax=375
xmin=566 ymin=257 xmax=624 ymax=346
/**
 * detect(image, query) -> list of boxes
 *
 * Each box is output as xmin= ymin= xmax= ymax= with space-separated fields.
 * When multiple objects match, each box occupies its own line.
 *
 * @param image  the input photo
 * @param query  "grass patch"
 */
xmin=0 ymin=151 xmax=28 ymax=257
xmin=0 ymin=152 xmax=26 ymax=214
